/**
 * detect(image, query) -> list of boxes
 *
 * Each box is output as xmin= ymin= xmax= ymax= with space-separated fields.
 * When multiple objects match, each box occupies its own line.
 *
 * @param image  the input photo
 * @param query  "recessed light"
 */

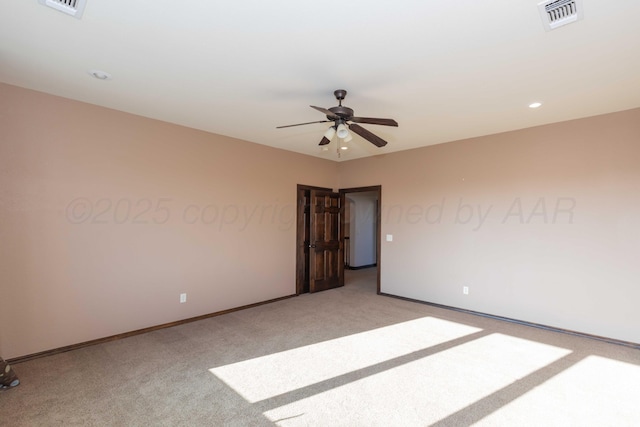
xmin=340 ymin=146 xmax=349 ymax=150
xmin=88 ymin=69 xmax=112 ymax=80
xmin=529 ymin=102 xmax=542 ymax=109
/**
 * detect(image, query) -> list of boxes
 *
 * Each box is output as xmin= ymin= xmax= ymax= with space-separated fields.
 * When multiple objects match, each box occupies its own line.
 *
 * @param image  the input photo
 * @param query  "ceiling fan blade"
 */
xmin=276 ymin=120 xmax=331 ymax=129
xmin=350 ymin=117 xmax=398 ymax=127
xmin=310 ymin=105 xmax=339 ymax=119
xmin=348 ymin=123 xmax=388 ymax=147
xmin=319 ymin=136 xmax=331 ymax=146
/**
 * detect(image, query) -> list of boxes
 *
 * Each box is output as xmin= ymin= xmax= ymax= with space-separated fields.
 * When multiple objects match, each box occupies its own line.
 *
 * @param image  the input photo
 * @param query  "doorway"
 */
xmin=295 ymin=184 xmax=381 ymax=295
xmin=340 ymin=186 xmax=381 ymax=294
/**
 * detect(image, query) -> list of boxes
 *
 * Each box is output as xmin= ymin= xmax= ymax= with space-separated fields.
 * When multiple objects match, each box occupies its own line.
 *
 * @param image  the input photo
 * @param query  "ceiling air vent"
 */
xmin=538 ymin=0 xmax=583 ymax=31
xmin=38 ymin=0 xmax=87 ymax=19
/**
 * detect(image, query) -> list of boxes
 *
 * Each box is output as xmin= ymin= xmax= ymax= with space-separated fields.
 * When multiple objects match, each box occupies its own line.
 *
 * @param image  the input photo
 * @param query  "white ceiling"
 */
xmin=2 ymin=1 xmax=639 ymax=161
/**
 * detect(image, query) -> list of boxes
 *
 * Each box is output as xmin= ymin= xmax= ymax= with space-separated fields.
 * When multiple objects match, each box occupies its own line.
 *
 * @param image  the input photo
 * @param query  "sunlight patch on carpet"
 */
xmin=476 ymin=355 xmax=640 ymax=426
xmin=262 ymin=333 xmax=571 ymax=426
xmin=209 ymin=316 xmax=481 ymax=402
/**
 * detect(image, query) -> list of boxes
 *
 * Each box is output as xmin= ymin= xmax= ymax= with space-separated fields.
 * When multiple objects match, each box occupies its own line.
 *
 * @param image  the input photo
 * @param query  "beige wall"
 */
xmin=2 ymin=83 xmax=638 ymax=359
xmin=0 ymin=84 xmax=339 ymax=359
xmin=339 ymin=108 xmax=640 ymax=344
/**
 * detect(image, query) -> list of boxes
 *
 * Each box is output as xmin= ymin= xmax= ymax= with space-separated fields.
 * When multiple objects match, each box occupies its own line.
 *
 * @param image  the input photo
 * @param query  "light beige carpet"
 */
xmin=1 ymin=268 xmax=639 ymax=426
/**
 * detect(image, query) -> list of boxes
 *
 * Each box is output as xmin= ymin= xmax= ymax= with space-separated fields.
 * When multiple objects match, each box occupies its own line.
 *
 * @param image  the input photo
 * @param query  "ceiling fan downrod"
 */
xmin=334 ymin=89 xmax=347 ymax=106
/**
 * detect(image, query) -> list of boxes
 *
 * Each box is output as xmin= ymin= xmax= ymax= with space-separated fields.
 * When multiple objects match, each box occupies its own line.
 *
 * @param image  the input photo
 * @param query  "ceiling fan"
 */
xmin=277 ymin=89 xmax=398 ymax=148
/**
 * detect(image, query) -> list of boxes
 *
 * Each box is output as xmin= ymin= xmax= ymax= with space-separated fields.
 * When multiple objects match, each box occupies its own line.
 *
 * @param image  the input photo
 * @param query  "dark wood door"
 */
xmin=296 ymin=188 xmax=311 ymax=294
xmin=309 ymin=190 xmax=344 ymax=292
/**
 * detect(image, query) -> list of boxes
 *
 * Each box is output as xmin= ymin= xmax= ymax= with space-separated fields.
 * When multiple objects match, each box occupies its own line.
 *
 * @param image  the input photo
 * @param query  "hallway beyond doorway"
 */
xmin=344 ymin=267 xmax=377 ymax=294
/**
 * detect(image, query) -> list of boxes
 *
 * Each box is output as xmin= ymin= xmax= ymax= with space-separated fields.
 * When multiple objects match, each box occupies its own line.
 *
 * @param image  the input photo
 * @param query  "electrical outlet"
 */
xmin=463 ymin=286 xmax=469 ymax=295
xmin=180 ymin=293 xmax=187 ymax=303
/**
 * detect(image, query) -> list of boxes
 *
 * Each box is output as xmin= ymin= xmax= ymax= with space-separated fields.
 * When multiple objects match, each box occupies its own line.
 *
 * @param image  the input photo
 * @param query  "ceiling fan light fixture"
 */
xmin=323 ymin=126 xmax=336 ymax=141
xmin=336 ymin=123 xmax=349 ymax=139
xmin=342 ymin=133 xmax=353 ymax=143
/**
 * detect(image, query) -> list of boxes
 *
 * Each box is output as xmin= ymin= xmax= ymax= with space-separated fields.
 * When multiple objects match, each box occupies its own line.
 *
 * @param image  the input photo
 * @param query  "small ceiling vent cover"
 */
xmin=38 ymin=0 xmax=87 ymax=19
xmin=538 ymin=0 xmax=583 ymax=31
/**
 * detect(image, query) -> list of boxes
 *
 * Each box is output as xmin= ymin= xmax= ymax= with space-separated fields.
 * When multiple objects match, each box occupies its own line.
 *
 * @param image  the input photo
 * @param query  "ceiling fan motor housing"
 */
xmin=328 ymin=106 xmax=354 ymax=120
